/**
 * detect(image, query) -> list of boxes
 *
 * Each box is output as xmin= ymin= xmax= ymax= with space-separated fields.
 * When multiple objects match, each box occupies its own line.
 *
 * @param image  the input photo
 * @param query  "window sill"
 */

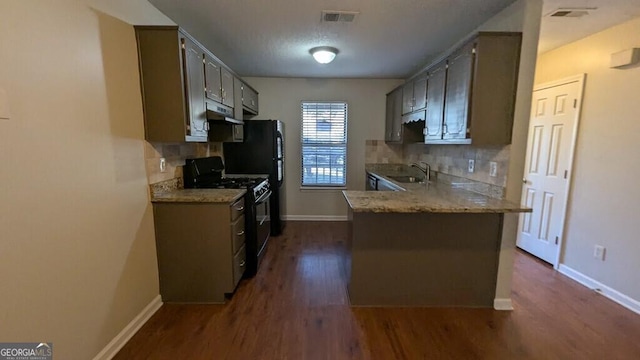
xmin=300 ymin=186 xmax=347 ymax=191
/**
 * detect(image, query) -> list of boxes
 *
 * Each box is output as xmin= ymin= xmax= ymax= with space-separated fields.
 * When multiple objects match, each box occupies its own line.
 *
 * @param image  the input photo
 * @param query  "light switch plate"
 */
xmin=594 ymin=245 xmax=606 ymax=261
xmin=0 ymin=88 xmax=11 ymax=120
xmin=468 ymin=159 xmax=475 ymax=173
xmin=159 ymin=158 xmax=167 ymax=173
xmin=489 ymin=162 xmax=498 ymax=177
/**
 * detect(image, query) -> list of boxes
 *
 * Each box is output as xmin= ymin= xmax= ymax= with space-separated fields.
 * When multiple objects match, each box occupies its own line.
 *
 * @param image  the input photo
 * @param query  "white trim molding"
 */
xmin=559 ymin=264 xmax=640 ymax=315
xmin=283 ymin=215 xmax=348 ymax=221
xmin=92 ymin=295 xmax=163 ymax=360
xmin=493 ymin=298 xmax=514 ymax=311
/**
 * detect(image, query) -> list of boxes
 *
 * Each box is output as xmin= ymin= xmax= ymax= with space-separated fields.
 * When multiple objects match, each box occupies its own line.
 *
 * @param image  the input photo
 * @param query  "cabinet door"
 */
xmin=443 ymin=43 xmax=474 ymax=140
xmin=401 ymin=82 xmax=414 ymax=115
xmin=385 ymin=91 xmax=395 ymax=142
xmin=241 ymin=83 xmax=259 ymax=113
xmin=221 ymin=68 xmax=234 ymax=108
xmin=413 ymin=76 xmax=427 ymax=111
xmin=181 ymin=36 xmax=207 ymax=139
xmin=425 ymin=63 xmax=446 ymax=141
xmin=204 ymin=54 xmax=223 ymax=104
xmin=391 ymin=88 xmax=403 ymax=142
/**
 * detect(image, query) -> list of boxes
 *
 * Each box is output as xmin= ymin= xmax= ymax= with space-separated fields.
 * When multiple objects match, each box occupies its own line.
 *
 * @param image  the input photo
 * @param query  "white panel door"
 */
xmin=517 ymin=76 xmax=584 ymax=265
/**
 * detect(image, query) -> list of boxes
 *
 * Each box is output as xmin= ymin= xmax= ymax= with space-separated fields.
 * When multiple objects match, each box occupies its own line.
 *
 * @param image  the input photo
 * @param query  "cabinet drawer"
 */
xmin=231 ymin=214 xmax=245 ymax=254
xmin=233 ymin=244 xmax=247 ymax=285
xmin=230 ymin=198 xmax=245 ymax=221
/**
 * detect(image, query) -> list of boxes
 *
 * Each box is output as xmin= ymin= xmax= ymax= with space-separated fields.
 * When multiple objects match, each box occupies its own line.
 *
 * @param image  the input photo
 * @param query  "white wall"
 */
xmin=535 ymin=16 xmax=640 ymax=302
xmin=0 ymin=1 xmax=164 ymax=358
xmin=243 ymin=78 xmax=403 ymax=218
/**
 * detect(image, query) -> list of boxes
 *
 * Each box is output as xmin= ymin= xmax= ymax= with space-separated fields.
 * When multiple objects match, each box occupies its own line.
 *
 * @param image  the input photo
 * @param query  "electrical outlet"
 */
xmin=489 ymin=162 xmax=498 ymax=177
xmin=468 ymin=159 xmax=475 ymax=173
xmin=593 ymin=245 xmax=606 ymax=261
xmin=159 ymin=158 xmax=167 ymax=173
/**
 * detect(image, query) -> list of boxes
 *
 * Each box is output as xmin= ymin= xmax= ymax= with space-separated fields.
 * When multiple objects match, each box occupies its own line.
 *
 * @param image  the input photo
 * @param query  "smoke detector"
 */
xmin=546 ymin=7 xmax=597 ymax=18
xmin=321 ymin=10 xmax=359 ymax=23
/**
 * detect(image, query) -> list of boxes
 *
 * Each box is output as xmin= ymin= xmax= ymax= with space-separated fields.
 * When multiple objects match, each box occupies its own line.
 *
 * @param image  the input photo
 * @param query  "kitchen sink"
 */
xmin=388 ymin=175 xmax=425 ymax=183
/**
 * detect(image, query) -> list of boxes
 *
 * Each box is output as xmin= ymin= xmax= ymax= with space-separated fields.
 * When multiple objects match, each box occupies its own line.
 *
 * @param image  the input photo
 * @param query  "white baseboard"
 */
xmin=558 ymin=264 xmax=640 ymax=315
xmin=493 ymin=298 xmax=514 ymax=311
xmin=92 ymin=295 xmax=163 ymax=360
xmin=283 ymin=215 xmax=348 ymax=221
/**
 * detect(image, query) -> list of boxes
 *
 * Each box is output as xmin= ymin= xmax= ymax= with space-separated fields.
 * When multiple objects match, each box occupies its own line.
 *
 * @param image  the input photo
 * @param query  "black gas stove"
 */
xmin=203 ymin=177 xmax=264 ymax=189
xmin=183 ymin=157 xmax=272 ymax=278
xmin=184 ymin=156 xmax=268 ymax=194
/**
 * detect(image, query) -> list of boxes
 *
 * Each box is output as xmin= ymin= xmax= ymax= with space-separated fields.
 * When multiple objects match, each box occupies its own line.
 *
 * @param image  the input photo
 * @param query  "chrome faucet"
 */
xmin=410 ymin=162 xmax=430 ymax=183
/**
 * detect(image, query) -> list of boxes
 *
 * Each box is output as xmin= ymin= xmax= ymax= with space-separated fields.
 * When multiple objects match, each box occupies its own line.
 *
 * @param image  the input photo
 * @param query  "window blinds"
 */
xmin=301 ymin=102 xmax=348 ymax=186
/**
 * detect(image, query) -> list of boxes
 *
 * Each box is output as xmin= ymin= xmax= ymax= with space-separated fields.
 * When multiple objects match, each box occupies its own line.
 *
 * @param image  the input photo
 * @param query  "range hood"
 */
xmin=206 ymin=102 xmax=244 ymax=125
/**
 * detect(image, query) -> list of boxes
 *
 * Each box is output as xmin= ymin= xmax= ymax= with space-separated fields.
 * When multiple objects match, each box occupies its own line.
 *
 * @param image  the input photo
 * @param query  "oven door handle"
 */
xmin=255 ymin=190 xmax=272 ymax=204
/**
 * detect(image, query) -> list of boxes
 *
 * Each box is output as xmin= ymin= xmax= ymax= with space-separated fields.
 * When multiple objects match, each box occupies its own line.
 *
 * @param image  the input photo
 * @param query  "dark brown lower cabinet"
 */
xmin=152 ymin=198 xmax=246 ymax=303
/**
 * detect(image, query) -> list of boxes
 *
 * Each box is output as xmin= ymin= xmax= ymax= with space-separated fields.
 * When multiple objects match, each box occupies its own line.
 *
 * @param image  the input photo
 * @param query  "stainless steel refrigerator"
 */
xmin=223 ymin=120 xmax=285 ymax=235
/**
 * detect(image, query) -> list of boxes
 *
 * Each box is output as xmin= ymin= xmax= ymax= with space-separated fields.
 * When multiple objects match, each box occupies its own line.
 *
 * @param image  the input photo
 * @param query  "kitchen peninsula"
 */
xmin=342 ymin=165 xmax=531 ymax=308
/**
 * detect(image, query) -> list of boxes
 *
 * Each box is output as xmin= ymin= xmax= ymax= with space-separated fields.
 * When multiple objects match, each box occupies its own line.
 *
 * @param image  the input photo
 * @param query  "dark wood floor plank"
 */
xmin=114 ymin=221 xmax=640 ymax=360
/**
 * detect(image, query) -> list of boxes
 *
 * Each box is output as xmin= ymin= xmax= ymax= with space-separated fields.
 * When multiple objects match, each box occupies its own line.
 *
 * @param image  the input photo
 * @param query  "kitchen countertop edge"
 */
xmin=151 ymin=188 xmax=247 ymax=204
xmin=344 ymin=169 xmax=531 ymax=214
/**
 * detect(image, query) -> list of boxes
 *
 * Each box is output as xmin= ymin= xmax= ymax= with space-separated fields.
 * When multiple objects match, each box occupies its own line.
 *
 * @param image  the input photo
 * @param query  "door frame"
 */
xmin=522 ymin=73 xmax=586 ymax=269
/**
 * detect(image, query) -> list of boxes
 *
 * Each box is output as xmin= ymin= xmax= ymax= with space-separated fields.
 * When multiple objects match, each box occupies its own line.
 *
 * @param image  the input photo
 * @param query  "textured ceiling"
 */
xmin=148 ymin=0 xmax=517 ymax=78
xmin=146 ymin=0 xmax=640 ymax=78
xmin=539 ymin=0 xmax=640 ymax=53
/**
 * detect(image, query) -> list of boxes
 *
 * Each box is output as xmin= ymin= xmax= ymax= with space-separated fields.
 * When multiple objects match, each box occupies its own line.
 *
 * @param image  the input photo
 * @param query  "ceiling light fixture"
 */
xmin=310 ymin=46 xmax=339 ymax=64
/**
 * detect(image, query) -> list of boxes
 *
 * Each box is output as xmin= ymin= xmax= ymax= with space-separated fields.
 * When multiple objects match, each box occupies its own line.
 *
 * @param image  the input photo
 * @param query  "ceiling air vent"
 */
xmin=322 ymin=10 xmax=359 ymax=23
xmin=547 ymin=7 xmax=596 ymax=18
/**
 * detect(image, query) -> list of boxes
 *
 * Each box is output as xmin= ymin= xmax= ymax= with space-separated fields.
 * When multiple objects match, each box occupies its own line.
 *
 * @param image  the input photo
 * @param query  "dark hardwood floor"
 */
xmin=115 ymin=221 xmax=640 ymax=359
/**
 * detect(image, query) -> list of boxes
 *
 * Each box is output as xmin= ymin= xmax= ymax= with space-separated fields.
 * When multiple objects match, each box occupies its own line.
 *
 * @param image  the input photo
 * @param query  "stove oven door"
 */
xmin=255 ymin=190 xmax=272 ymax=259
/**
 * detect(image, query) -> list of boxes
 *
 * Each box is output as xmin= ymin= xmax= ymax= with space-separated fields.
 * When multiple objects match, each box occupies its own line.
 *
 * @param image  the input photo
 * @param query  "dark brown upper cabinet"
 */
xmin=204 ymin=54 xmax=234 ymax=110
xmin=385 ymin=86 xmax=423 ymax=144
xmin=385 ymin=87 xmax=402 ymax=143
xmin=424 ymin=61 xmax=447 ymax=141
xmin=220 ymin=68 xmax=235 ymax=108
xmin=401 ymin=75 xmax=427 ymax=115
xmin=240 ymin=81 xmax=259 ymax=115
xmin=204 ymin=54 xmax=223 ymax=105
xmin=431 ymin=32 xmax=522 ymax=145
xmin=442 ymin=41 xmax=474 ymax=141
xmin=135 ymin=26 xmax=209 ymax=142
xmin=135 ymin=26 xmax=259 ymax=143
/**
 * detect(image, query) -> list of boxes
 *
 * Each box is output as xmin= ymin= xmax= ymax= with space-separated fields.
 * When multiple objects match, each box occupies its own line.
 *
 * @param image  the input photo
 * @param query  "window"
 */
xmin=301 ymin=102 xmax=348 ymax=187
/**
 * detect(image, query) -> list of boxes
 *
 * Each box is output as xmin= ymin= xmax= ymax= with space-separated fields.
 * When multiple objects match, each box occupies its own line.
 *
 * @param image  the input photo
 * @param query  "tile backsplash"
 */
xmin=144 ymin=142 xmax=222 ymax=184
xmin=365 ymin=140 xmax=510 ymax=191
xmin=364 ymin=140 xmax=404 ymax=164
xmin=404 ymin=143 xmax=510 ymax=187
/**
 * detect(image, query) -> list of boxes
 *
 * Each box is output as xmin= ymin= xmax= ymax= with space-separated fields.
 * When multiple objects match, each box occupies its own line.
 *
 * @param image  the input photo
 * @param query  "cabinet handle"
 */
xmin=443 ymin=123 xmax=448 ymax=134
xmin=236 ymin=230 xmax=245 ymax=236
xmin=239 ymin=260 xmax=246 ymax=267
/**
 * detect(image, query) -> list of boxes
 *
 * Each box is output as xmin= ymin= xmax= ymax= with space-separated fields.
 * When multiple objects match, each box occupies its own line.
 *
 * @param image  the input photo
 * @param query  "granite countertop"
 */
xmin=152 ymin=188 xmax=246 ymax=204
xmin=149 ymin=178 xmax=246 ymax=204
xmin=343 ymin=166 xmax=531 ymax=214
